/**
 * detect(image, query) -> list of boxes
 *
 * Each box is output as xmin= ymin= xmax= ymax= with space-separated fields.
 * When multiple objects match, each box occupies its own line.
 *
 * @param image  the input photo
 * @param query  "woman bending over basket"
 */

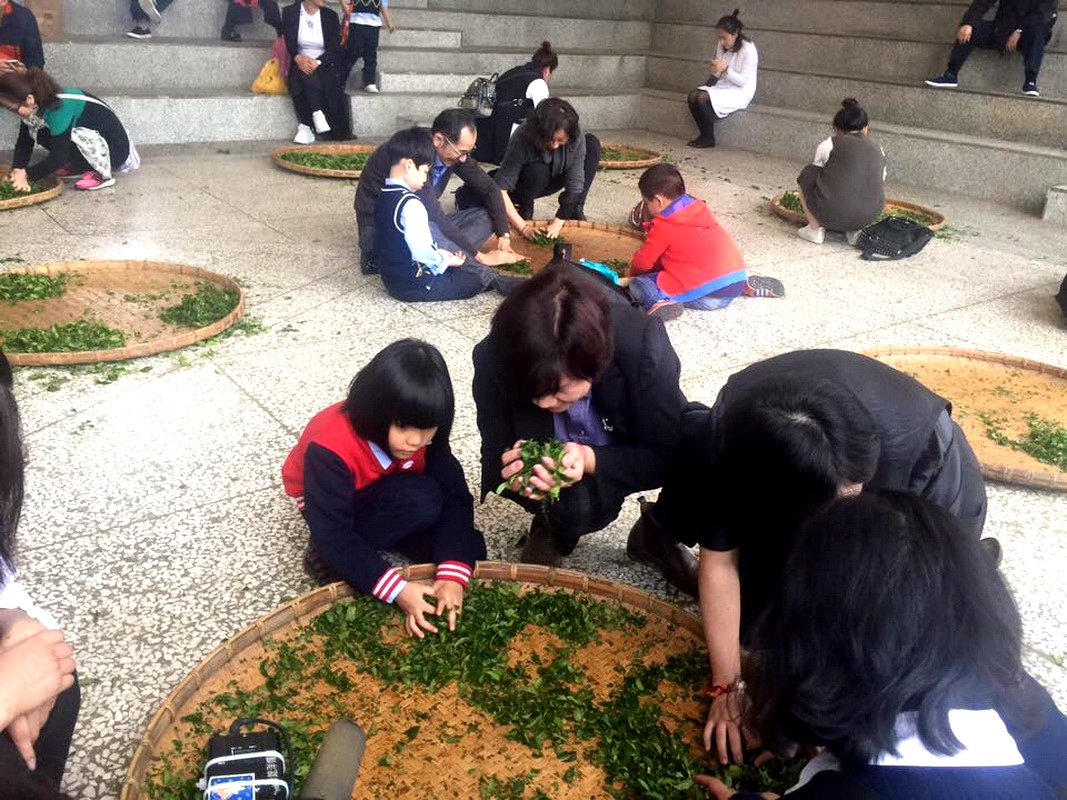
xmin=283 ymin=339 xmax=486 ymax=639
xmin=686 ymin=9 xmax=758 ymax=149
xmin=696 ymin=492 xmax=1067 ymax=799
xmin=795 ymin=98 xmax=887 ymax=245
xmin=0 ymin=67 xmax=138 ymax=192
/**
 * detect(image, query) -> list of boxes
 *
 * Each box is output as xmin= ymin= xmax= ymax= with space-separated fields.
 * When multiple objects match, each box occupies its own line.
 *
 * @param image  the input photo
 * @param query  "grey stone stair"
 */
xmin=646 ymin=54 xmax=1067 ymax=151
xmin=640 ymin=88 xmax=1067 ymax=213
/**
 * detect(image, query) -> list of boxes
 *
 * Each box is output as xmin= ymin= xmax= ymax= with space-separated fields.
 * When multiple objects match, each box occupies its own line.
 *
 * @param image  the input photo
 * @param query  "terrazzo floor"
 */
xmin=0 ymin=131 xmax=1064 ymax=798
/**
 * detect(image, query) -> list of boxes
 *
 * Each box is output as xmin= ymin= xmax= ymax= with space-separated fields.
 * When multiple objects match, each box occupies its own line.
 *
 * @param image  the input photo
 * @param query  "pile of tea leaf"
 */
xmin=982 ymin=413 xmax=1067 ymax=473
xmin=495 ymin=259 xmax=533 ymax=276
xmin=0 ymin=319 xmax=126 ymax=353
xmin=599 ymin=146 xmax=660 ymax=163
xmin=532 ymin=230 xmax=567 ymax=247
xmin=0 ymin=179 xmax=51 ymax=202
xmin=279 ymin=150 xmax=372 ymax=172
xmin=496 ymin=439 xmax=568 ymax=503
xmin=159 ymin=281 xmax=239 ymax=328
xmin=143 ymin=582 xmax=803 ymax=800
xmin=0 ymin=271 xmax=73 ymax=302
xmin=778 ymin=190 xmax=804 ymax=213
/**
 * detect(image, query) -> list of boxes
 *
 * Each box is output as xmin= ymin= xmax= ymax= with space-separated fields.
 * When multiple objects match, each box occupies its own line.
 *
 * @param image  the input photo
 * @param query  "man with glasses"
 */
xmin=354 ymin=107 xmax=518 ymax=276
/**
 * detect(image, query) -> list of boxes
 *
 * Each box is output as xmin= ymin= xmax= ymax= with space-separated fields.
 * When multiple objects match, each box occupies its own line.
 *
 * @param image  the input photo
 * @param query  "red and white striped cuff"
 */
xmin=372 ymin=567 xmax=407 ymax=604
xmin=435 ymin=561 xmax=473 ymax=588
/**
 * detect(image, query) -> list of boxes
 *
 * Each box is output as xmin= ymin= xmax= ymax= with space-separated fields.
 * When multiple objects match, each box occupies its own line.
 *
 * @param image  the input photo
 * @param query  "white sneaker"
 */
xmin=845 ymin=229 xmax=862 ymax=246
xmin=364 ymin=83 xmax=380 ymax=94
xmin=797 ymin=224 xmax=825 ymax=244
xmin=311 ymin=110 xmax=331 ymax=134
xmin=293 ymin=124 xmax=315 ymax=145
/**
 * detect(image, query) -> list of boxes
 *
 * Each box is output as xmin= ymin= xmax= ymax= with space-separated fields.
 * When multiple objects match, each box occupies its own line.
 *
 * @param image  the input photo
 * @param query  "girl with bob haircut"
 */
xmin=491 ymin=97 xmax=602 ymax=241
xmin=795 ymin=98 xmax=887 ymax=245
xmin=0 ymin=352 xmax=80 ymax=788
xmin=282 ymin=339 xmax=486 ymax=639
xmin=686 ymin=9 xmax=758 ymax=148
xmin=472 ymin=263 xmax=699 ymax=595
xmin=699 ymin=491 xmax=1066 ymax=799
xmin=0 ymin=67 xmax=138 ymax=191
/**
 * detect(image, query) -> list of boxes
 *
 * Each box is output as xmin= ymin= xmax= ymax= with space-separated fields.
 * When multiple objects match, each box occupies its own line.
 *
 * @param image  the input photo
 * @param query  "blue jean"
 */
xmin=628 ymin=273 xmax=739 ymax=311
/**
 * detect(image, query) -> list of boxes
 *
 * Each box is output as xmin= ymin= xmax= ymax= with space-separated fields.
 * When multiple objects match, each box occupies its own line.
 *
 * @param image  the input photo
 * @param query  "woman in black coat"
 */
xmin=472 ymin=262 xmax=698 ymax=593
xmin=282 ymin=0 xmax=351 ymax=143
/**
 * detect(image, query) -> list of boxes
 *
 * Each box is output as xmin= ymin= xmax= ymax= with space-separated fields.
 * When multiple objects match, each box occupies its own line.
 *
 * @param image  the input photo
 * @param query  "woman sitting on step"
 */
xmin=282 ymin=0 xmax=351 ymax=144
xmin=795 ymin=98 xmax=887 ymax=245
xmin=0 ymin=67 xmax=139 ymax=192
xmin=472 ymin=40 xmax=559 ymax=165
xmin=686 ymin=9 xmax=758 ymax=149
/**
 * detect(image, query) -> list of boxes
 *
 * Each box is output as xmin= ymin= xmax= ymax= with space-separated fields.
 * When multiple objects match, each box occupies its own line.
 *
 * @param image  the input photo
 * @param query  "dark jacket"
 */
xmin=961 ymin=0 xmax=1059 ymax=33
xmin=282 ymin=1 xmax=341 ymax=68
xmin=472 ymin=62 xmax=541 ymax=165
xmin=354 ymin=140 xmax=510 ymax=255
xmin=472 ymin=290 xmax=686 ymax=503
xmin=0 ymin=1 xmax=44 ymax=69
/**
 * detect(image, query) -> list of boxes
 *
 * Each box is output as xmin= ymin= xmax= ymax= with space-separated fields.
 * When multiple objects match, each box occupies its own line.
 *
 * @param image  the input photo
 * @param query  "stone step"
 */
xmin=0 ymin=89 xmax=641 ymax=148
xmin=428 ymin=0 xmax=651 ymax=20
xmin=59 ymin=2 xmax=649 ymax=50
xmin=646 ymin=55 xmax=1067 ymax=151
xmin=651 ymin=25 xmax=1067 ymax=98
xmin=639 ymin=88 xmax=1067 ymax=213
xmin=42 ymin=38 xmax=645 ymax=95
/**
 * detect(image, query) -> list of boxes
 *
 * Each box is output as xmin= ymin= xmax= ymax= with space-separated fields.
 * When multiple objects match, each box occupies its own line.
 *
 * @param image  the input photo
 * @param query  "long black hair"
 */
xmin=0 ymin=351 xmax=23 ymax=573
xmin=716 ymin=8 xmax=750 ymax=52
xmin=343 ymin=339 xmax=455 ymax=451
xmin=744 ymin=491 xmax=1036 ymax=764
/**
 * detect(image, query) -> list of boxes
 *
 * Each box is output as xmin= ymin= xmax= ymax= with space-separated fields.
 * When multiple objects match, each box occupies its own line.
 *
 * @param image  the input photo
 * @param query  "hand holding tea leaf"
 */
xmin=498 ymin=439 xmax=587 ymax=502
xmin=432 ymin=579 xmax=464 ymax=632
xmin=7 ymin=168 xmax=30 ymax=194
xmin=395 ymin=582 xmax=439 ymax=640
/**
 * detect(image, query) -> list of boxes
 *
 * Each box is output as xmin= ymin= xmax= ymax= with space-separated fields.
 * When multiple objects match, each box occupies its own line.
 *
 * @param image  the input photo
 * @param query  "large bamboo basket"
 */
xmin=487 ymin=219 xmax=645 ymax=279
xmin=0 ymin=169 xmax=62 ymax=211
xmin=121 ymin=561 xmax=704 ymax=800
xmin=865 ymin=347 xmax=1067 ymax=491
xmin=0 ymin=260 xmax=245 ymax=366
xmin=272 ymin=144 xmax=377 ymax=178
xmin=770 ymin=193 xmax=947 ymax=231
xmin=598 ymin=143 xmax=664 ymax=170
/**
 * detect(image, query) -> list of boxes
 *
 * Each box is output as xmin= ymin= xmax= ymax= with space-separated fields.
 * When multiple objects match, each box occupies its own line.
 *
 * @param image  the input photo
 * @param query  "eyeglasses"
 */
xmin=442 ymin=135 xmax=473 ymax=160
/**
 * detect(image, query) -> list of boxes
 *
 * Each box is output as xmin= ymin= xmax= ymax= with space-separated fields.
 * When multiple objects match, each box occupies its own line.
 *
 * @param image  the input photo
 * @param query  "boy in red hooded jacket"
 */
xmin=627 ymin=163 xmax=780 ymax=320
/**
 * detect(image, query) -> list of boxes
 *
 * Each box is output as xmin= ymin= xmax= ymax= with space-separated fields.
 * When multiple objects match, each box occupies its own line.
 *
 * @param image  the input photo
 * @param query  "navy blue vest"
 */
xmin=375 ymin=184 xmax=432 ymax=297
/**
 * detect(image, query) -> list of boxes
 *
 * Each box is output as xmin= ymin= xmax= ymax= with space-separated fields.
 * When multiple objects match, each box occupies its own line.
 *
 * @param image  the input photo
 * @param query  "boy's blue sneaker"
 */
xmin=1022 ymin=80 xmax=1040 ymax=97
xmin=743 ymin=275 xmax=785 ymax=299
xmin=924 ymin=72 xmax=958 ymax=88
xmin=647 ymin=299 xmax=684 ymax=321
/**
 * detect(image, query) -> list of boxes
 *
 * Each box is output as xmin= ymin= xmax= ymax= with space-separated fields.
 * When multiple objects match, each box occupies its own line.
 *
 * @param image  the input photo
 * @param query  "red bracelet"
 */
xmin=705 ymin=680 xmax=742 ymax=699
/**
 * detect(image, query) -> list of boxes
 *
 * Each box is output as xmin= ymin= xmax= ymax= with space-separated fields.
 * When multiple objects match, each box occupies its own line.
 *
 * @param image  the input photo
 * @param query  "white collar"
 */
xmin=875 ymin=709 xmax=1023 ymax=769
xmin=789 ymin=709 xmax=1023 ymax=793
xmin=368 ymin=441 xmax=393 ymax=469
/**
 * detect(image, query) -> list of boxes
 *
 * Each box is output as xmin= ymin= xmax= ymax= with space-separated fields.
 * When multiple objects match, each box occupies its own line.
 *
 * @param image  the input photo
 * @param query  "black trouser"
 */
xmin=505 ymin=133 xmax=601 ymax=220
xmin=222 ymin=0 xmax=282 ymax=36
xmin=341 ymin=24 xmax=381 ymax=86
xmin=948 ymin=17 xmax=1056 ymax=78
xmin=687 ymin=88 xmax=718 ymax=142
xmin=129 ymin=0 xmax=176 ymax=23
xmin=0 ymin=677 xmax=80 ymax=786
xmin=506 ymin=475 xmax=631 ymax=555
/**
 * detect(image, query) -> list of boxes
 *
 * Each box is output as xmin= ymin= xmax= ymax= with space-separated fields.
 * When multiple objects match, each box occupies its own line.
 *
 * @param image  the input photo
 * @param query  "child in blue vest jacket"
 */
xmin=374 ymin=127 xmax=515 ymax=302
xmin=283 ymin=339 xmax=487 ymax=638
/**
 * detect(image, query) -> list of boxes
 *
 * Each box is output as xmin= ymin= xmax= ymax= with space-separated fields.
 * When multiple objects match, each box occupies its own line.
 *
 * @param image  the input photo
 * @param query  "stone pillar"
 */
xmin=23 ymin=0 xmax=64 ymax=39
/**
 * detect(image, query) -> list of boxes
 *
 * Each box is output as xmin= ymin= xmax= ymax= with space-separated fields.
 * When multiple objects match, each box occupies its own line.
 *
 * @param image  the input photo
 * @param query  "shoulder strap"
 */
xmin=56 ymin=92 xmax=111 ymax=111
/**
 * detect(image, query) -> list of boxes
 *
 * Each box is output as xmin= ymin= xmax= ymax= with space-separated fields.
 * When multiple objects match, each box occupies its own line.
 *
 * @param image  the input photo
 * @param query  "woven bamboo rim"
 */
xmin=598 ymin=143 xmax=664 ymax=170
xmin=770 ymin=193 xmax=948 ymax=231
xmin=864 ymin=346 xmax=1067 ymax=491
xmin=120 ymin=561 xmax=701 ymax=800
xmin=271 ymin=143 xmax=377 ymax=179
xmin=1 ymin=261 xmax=245 ymax=366
xmin=0 ymin=171 xmax=62 ymax=211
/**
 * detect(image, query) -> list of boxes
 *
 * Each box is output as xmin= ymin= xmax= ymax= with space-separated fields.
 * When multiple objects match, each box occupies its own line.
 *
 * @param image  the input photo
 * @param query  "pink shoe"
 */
xmin=74 ymin=171 xmax=116 ymax=191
